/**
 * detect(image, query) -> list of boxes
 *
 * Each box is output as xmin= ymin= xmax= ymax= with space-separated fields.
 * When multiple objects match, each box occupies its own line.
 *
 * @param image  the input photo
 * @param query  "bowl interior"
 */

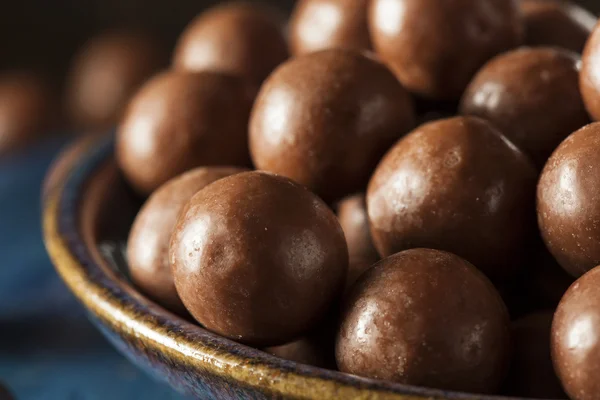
xmin=46 ymin=134 xmax=526 ymax=400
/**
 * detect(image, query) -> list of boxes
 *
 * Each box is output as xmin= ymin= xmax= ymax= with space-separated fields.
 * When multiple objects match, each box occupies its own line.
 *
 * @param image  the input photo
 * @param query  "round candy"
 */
xmin=289 ymin=0 xmax=371 ymax=55
xmin=461 ymin=47 xmax=589 ymax=168
xmin=0 ymin=72 xmax=55 ymax=155
xmin=538 ymin=122 xmax=600 ymax=277
xmin=116 ymin=70 xmax=253 ymax=194
xmin=127 ymin=167 xmax=247 ymax=313
xmin=521 ymin=0 xmax=596 ymax=53
xmin=367 ymin=116 xmax=537 ymax=282
xmin=173 ymin=2 xmax=288 ymax=85
xmin=552 ymin=265 xmax=600 ymax=400
xmin=170 ymin=171 xmax=348 ymax=346
xmin=65 ymin=31 xmax=164 ymax=130
xmin=250 ymin=49 xmax=415 ymax=201
xmin=368 ymin=0 xmax=523 ymax=100
xmin=336 ymin=248 xmax=510 ymax=393
xmin=581 ymin=22 xmax=600 ymax=121
xmin=336 ymin=193 xmax=379 ymax=264
xmin=505 ymin=311 xmax=565 ymax=398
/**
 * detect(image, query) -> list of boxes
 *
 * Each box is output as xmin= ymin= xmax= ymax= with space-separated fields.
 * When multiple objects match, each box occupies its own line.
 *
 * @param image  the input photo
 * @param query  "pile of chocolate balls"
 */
xmin=115 ymin=1 xmax=600 ymax=399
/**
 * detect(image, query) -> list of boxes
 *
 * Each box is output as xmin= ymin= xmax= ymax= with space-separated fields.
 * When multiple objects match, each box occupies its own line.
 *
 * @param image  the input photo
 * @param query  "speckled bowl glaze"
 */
xmin=43 ymin=134 xmax=523 ymax=400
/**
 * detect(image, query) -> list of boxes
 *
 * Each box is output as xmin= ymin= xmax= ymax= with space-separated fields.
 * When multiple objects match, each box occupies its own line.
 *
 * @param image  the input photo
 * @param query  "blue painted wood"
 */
xmin=0 ymin=137 xmax=190 ymax=400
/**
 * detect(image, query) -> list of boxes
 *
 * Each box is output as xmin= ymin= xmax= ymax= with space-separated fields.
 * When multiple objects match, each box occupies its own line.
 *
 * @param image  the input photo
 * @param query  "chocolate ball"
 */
xmin=173 ymin=2 xmax=288 ymax=85
xmin=170 ymin=171 xmax=348 ymax=346
xmin=289 ymin=0 xmax=371 ymax=56
xmin=337 ymin=193 xmax=379 ymax=264
xmin=505 ymin=311 xmax=566 ymax=398
xmin=128 ymin=167 xmax=247 ymax=313
xmin=460 ymin=47 xmax=589 ymax=169
xmin=265 ymin=337 xmax=329 ymax=368
xmin=538 ymin=122 xmax=600 ymax=277
xmin=367 ymin=116 xmax=537 ymax=282
xmin=0 ymin=72 xmax=55 ymax=155
xmin=116 ymin=70 xmax=253 ymax=195
xmin=581 ymin=22 xmax=600 ymax=121
xmin=552 ymin=265 xmax=600 ymax=400
xmin=336 ymin=248 xmax=510 ymax=393
xmin=521 ymin=0 xmax=596 ymax=53
xmin=250 ymin=49 xmax=415 ymax=201
xmin=66 ymin=32 xmax=164 ymax=130
xmin=368 ymin=0 xmax=523 ymax=100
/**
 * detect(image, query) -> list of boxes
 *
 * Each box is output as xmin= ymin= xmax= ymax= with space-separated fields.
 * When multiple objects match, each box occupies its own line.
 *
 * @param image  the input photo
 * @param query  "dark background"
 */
xmin=2 ymin=0 xmax=596 ymax=87
xmin=0 ymin=0 xmax=295 ymax=86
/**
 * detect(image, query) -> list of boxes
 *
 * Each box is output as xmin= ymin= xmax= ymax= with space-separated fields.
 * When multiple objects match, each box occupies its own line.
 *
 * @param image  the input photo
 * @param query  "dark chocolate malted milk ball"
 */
xmin=173 ymin=2 xmax=288 ymax=85
xmin=0 ymin=72 xmax=56 ymax=155
xmin=66 ymin=32 xmax=164 ymax=130
xmin=127 ymin=167 xmax=247 ymax=313
xmin=336 ymin=248 xmax=510 ymax=393
xmin=369 ymin=0 xmax=523 ymax=100
xmin=368 ymin=117 xmax=537 ymax=282
xmin=520 ymin=0 xmax=596 ymax=53
xmin=289 ymin=0 xmax=371 ymax=56
xmin=116 ymin=71 xmax=253 ymax=195
xmin=505 ymin=311 xmax=566 ymax=399
xmin=170 ymin=172 xmax=348 ymax=346
xmin=250 ymin=49 xmax=415 ymax=201
xmin=538 ymin=122 xmax=600 ymax=277
xmin=337 ymin=193 xmax=379 ymax=264
xmin=581 ymin=22 xmax=600 ymax=121
xmin=552 ymin=266 xmax=600 ymax=400
xmin=461 ymin=47 xmax=589 ymax=168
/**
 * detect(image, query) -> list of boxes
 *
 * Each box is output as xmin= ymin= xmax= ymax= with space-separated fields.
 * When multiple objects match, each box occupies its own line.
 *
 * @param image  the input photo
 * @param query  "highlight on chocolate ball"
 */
xmin=1 ymin=0 xmax=599 ymax=399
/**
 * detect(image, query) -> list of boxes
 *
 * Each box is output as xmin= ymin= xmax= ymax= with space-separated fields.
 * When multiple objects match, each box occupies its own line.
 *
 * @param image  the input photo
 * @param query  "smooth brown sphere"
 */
xmin=336 ymin=248 xmax=510 ymax=393
xmin=336 ymin=194 xmax=379 ymax=264
xmin=170 ymin=171 xmax=348 ymax=346
xmin=461 ymin=47 xmax=589 ymax=168
xmin=116 ymin=70 xmax=253 ymax=195
xmin=127 ymin=167 xmax=247 ymax=313
xmin=368 ymin=0 xmax=523 ymax=100
xmin=65 ymin=32 xmax=164 ymax=130
xmin=173 ymin=2 xmax=288 ymax=85
xmin=505 ymin=311 xmax=566 ymax=399
xmin=289 ymin=0 xmax=371 ymax=56
xmin=581 ymin=22 xmax=600 ymax=121
xmin=538 ymin=122 xmax=600 ymax=277
xmin=521 ymin=0 xmax=596 ymax=53
xmin=552 ymin=265 xmax=600 ymax=400
xmin=368 ymin=116 xmax=537 ymax=282
xmin=0 ymin=72 xmax=55 ymax=155
xmin=250 ymin=49 xmax=415 ymax=201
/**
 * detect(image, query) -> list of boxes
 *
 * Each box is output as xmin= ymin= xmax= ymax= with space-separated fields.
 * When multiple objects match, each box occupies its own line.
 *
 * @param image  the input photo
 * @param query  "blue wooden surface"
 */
xmin=0 ymin=137 xmax=190 ymax=400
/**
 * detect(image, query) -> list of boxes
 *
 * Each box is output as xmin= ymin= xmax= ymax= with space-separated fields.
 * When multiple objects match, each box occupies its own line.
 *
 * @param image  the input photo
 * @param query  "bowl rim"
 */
xmin=42 ymin=133 xmax=521 ymax=400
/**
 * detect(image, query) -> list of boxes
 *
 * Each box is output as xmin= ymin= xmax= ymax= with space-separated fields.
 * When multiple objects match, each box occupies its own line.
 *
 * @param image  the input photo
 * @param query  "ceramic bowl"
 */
xmin=43 ymin=133 xmax=514 ymax=400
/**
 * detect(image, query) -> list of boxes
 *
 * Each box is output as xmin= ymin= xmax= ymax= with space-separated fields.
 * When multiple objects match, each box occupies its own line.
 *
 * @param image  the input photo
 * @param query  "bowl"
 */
xmin=43 ymin=133 xmax=515 ymax=400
